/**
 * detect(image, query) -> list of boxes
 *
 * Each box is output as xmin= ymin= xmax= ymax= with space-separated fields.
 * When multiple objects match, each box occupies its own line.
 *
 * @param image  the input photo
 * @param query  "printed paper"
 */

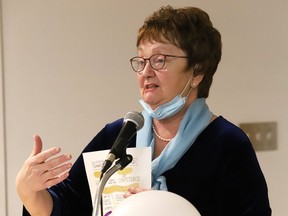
xmin=83 ymin=147 xmax=151 ymax=214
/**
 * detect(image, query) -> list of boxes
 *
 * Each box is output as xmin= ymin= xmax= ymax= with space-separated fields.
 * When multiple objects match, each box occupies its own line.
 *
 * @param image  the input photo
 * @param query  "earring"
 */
xmin=191 ymin=83 xmax=196 ymax=88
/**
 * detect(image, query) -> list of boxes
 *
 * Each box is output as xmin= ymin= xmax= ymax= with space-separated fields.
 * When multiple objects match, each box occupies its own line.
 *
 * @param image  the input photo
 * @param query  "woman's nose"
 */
xmin=141 ymin=60 xmax=155 ymax=77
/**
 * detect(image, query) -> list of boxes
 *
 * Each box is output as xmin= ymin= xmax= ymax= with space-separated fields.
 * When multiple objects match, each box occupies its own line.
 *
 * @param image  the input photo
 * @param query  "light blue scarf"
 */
xmin=136 ymin=98 xmax=212 ymax=190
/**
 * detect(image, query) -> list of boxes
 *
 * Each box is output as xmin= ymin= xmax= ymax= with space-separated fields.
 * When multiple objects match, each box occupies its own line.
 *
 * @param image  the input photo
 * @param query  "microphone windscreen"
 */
xmin=124 ymin=111 xmax=144 ymax=131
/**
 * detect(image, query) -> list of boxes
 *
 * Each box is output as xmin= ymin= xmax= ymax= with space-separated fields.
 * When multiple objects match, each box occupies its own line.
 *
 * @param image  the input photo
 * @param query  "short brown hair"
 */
xmin=136 ymin=5 xmax=222 ymax=98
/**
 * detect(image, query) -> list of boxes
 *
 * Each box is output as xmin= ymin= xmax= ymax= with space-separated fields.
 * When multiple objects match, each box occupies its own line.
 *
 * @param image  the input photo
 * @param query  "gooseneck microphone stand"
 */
xmin=92 ymin=154 xmax=133 ymax=216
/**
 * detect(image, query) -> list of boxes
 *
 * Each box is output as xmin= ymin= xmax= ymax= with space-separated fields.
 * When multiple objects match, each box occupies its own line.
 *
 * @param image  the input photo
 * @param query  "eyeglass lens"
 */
xmin=130 ymin=54 xmax=166 ymax=72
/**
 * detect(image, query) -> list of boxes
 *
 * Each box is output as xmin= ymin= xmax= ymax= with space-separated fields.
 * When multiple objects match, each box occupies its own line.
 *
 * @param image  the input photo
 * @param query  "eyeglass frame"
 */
xmin=130 ymin=54 xmax=189 ymax=73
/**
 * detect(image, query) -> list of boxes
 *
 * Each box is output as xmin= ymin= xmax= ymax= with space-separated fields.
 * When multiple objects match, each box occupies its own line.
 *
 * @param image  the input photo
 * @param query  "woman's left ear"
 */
xmin=191 ymin=74 xmax=204 ymax=88
xmin=191 ymin=64 xmax=204 ymax=88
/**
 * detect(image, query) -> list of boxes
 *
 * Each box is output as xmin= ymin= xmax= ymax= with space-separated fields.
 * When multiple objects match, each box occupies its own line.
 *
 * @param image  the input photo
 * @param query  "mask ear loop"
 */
xmin=179 ymin=73 xmax=194 ymax=98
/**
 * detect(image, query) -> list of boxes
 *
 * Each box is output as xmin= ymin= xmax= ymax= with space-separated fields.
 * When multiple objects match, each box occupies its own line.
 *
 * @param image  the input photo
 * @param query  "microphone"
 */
xmin=101 ymin=111 xmax=144 ymax=173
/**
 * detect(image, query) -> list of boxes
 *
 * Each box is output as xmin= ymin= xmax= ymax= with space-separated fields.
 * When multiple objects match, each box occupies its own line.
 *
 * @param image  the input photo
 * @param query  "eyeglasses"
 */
xmin=130 ymin=54 xmax=189 ymax=73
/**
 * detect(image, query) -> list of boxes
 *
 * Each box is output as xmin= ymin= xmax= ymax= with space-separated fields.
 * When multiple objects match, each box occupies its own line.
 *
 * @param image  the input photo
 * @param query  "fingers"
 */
xmin=41 ymin=162 xmax=72 ymax=188
xmin=123 ymin=186 xmax=149 ymax=198
xmin=26 ymin=154 xmax=72 ymax=192
xmin=31 ymin=152 xmax=72 ymax=179
xmin=42 ymin=153 xmax=72 ymax=172
xmin=30 ymin=135 xmax=62 ymax=165
xmin=43 ymin=171 xmax=70 ymax=188
xmin=128 ymin=186 xmax=148 ymax=193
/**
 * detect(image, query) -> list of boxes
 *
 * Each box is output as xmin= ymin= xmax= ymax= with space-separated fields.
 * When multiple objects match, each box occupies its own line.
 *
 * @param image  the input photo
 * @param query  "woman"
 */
xmin=16 ymin=5 xmax=271 ymax=216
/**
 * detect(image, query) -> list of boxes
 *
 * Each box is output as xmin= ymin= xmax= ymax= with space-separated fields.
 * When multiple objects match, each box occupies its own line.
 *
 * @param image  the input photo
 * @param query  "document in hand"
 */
xmin=83 ymin=147 xmax=152 ymax=214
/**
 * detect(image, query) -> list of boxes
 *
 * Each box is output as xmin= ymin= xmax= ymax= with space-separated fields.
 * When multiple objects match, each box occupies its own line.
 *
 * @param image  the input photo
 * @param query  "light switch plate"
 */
xmin=239 ymin=122 xmax=277 ymax=151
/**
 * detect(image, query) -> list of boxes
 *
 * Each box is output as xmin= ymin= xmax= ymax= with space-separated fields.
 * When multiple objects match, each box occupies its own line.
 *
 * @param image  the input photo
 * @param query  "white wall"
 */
xmin=1 ymin=0 xmax=287 ymax=215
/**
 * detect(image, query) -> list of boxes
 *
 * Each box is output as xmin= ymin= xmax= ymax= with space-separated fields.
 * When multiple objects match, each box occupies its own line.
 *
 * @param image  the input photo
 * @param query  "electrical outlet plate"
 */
xmin=239 ymin=122 xmax=277 ymax=151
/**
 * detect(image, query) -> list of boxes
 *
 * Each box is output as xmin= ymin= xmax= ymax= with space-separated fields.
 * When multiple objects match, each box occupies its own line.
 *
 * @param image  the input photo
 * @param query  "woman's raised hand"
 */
xmin=15 ymin=135 xmax=72 ymax=215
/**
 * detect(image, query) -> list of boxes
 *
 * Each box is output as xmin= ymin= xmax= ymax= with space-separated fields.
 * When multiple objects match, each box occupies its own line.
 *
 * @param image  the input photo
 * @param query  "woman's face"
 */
xmin=136 ymin=40 xmax=193 ymax=110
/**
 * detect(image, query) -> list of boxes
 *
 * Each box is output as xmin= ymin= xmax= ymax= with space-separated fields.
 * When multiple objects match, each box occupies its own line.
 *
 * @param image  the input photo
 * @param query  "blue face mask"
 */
xmin=139 ymin=75 xmax=193 ymax=120
xmin=139 ymin=95 xmax=187 ymax=120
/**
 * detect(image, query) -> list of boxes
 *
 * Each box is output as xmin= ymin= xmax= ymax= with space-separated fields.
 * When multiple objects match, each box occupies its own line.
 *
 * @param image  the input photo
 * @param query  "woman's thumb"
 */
xmin=30 ymin=135 xmax=43 ymax=157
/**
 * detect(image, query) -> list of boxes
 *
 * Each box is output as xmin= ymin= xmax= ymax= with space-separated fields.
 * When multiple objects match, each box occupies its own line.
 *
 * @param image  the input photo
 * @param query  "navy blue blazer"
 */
xmin=24 ymin=116 xmax=271 ymax=216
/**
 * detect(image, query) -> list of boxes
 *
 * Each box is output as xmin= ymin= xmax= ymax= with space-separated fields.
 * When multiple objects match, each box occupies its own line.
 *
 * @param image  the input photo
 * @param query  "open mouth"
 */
xmin=145 ymin=84 xmax=159 ymax=89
